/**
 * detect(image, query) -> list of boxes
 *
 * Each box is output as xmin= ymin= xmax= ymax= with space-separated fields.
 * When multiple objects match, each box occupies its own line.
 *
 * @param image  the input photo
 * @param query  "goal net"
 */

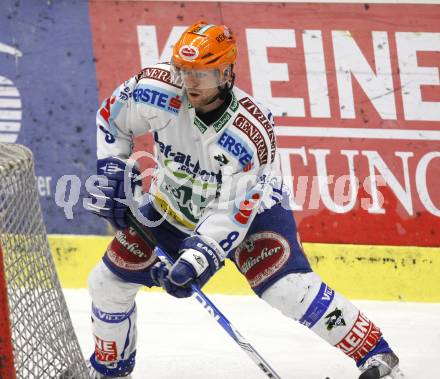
xmin=0 ymin=143 xmax=88 ymax=378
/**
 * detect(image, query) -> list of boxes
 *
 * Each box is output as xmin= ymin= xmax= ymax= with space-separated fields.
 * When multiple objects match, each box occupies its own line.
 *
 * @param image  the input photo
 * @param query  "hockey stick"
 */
xmin=126 ymin=211 xmax=283 ymax=379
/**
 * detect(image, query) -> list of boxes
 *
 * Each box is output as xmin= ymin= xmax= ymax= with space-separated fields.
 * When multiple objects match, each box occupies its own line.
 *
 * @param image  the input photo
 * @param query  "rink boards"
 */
xmin=49 ymin=234 xmax=440 ymax=302
xmin=0 ymin=0 xmax=439 ymax=302
xmin=1 ymin=0 xmax=439 ymax=245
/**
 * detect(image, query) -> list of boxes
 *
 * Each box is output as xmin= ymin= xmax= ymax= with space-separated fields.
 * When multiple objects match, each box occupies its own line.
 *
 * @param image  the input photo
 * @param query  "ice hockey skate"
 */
xmin=359 ymin=352 xmax=404 ymax=379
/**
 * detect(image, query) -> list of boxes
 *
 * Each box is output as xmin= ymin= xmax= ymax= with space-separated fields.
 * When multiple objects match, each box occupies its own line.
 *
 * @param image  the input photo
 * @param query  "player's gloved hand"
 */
xmin=87 ymin=157 xmax=141 ymax=229
xmin=151 ymin=235 xmax=224 ymax=298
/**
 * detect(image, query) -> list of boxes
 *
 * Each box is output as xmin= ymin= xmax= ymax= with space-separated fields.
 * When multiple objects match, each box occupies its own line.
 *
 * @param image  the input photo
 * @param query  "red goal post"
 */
xmin=0 ymin=242 xmax=16 ymax=379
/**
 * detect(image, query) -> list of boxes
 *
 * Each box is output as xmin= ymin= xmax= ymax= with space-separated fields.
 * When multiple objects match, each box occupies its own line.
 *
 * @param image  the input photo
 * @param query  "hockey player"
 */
xmin=86 ymin=21 xmax=403 ymax=379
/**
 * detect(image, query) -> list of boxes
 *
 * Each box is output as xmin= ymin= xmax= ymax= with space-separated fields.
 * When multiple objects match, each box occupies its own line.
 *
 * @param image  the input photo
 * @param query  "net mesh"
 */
xmin=0 ymin=143 xmax=88 ymax=378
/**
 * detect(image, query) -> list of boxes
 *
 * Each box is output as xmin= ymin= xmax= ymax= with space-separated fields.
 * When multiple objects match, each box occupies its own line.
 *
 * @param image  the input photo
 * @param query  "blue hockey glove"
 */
xmin=151 ymin=235 xmax=224 ymax=298
xmin=87 ymin=157 xmax=141 ymax=229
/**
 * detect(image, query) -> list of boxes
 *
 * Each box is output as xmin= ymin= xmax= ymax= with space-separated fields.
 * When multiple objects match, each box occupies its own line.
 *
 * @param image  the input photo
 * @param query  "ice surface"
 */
xmin=65 ymin=289 xmax=440 ymax=379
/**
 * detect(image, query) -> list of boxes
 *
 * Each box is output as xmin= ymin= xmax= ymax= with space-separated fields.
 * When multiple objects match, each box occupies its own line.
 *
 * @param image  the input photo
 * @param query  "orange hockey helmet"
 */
xmin=171 ymin=21 xmax=237 ymax=90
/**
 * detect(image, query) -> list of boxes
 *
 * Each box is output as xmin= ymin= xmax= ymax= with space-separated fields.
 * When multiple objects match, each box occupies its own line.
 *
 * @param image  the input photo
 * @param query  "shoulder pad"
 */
xmin=230 ymin=88 xmax=277 ymax=164
xmin=136 ymin=63 xmax=182 ymax=90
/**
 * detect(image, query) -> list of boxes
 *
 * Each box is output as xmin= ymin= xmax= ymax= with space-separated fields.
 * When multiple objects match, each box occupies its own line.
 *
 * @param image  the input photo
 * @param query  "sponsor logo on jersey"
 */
xmin=335 ymin=312 xmax=382 ymax=361
xmin=153 ymin=132 xmax=220 ymax=225
xmin=169 ymin=95 xmax=182 ymax=110
xmin=194 ymin=117 xmax=207 ymax=133
xmin=232 ymin=113 xmax=268 ymax=165
xmin=242 ymin=161 xmax=254 ymax=172
xmin=230 ymin=93 xmax=239 ymax=112
xmin=161 ymin=179 xmax=206 ymax=224
xmin=98 ymin=96 xmax=115 ymax=126
xmin=94 ymin=336 xmax=118 ymax=362
xmin=217 ymin=130 xmax=253 ymax=168
xmin=235 ymin=231 xmax=290 ymax=287
xmin=132 ymin=85 xmax=181 ymax=114
xmin=153 ymin=191 xmax=197 ymax=229
xmin=194 ymin=111 xmax=231 ymax=134
xmin=239 ymin=97 xmax=276 ymax=162
xmin=98 ymin=124 xmax=116 ymax=143
xmin=97 ymin=95 xmax=123 ymax=141
xmin=118 ymin=81 xmax=133 ymax=101
xmin=213 ymin=111 xmax=231 ymax=132
xmin=136 ymin=66 xmax=182 ymax=88
xmin=325 ymin=307 xmax=346 ymax=330
xmin=214 ymin=153 xmax=229 ymax=166
xmin=233 ymin=192 xmax=261 ymax=225
xmin=179 ymin=45 xmax=199 ymax=60
xmin=154 ymin=131 xmax=221 ymax=183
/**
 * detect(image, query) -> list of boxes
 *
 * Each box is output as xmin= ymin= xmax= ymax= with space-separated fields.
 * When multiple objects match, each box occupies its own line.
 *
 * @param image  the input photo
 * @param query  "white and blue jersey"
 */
xmin=96 ymin=63 xmax=285 ymax=260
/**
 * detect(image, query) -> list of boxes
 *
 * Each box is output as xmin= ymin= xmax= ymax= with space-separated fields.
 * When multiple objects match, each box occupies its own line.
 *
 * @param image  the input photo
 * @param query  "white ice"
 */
xmin=65 ymin=289 xmax=440 ymax=379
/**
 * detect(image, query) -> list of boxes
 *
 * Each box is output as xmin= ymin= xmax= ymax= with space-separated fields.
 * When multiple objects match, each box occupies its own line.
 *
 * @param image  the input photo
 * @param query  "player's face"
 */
xmin=174 ymin=68 xmax=225 ymax=110
xmin=185 ymin=86 xmax=221 ymax=110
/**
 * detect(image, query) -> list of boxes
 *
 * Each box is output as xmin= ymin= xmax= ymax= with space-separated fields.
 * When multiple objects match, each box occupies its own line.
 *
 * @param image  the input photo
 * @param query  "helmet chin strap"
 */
xmin=203 ymin=71 xmax=236 ymax=106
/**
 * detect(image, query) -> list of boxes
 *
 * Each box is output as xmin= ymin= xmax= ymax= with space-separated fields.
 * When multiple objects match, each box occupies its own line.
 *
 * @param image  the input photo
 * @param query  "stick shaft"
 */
xmin=126 ymin=211 xmax=282 ymax=379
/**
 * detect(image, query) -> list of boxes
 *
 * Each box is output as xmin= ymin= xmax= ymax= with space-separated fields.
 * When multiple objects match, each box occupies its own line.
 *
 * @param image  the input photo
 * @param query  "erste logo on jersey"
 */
xmin=217 ymin=130 xmax=253 ymax=170
xmin=133 ymin=84 xmax=181 ymax=114
xmin=179 ymin=45 xmax=199 ymax=60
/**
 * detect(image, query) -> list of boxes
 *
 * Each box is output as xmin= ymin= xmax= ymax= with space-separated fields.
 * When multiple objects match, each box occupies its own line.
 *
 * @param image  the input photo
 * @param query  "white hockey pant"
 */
xmin=88 ymin=261 xmax=141 ymax=366
xmin=261 ymin=272 xmax=383 ymax=363
xmin=89 ymin=264 xmax=383 ymax=368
